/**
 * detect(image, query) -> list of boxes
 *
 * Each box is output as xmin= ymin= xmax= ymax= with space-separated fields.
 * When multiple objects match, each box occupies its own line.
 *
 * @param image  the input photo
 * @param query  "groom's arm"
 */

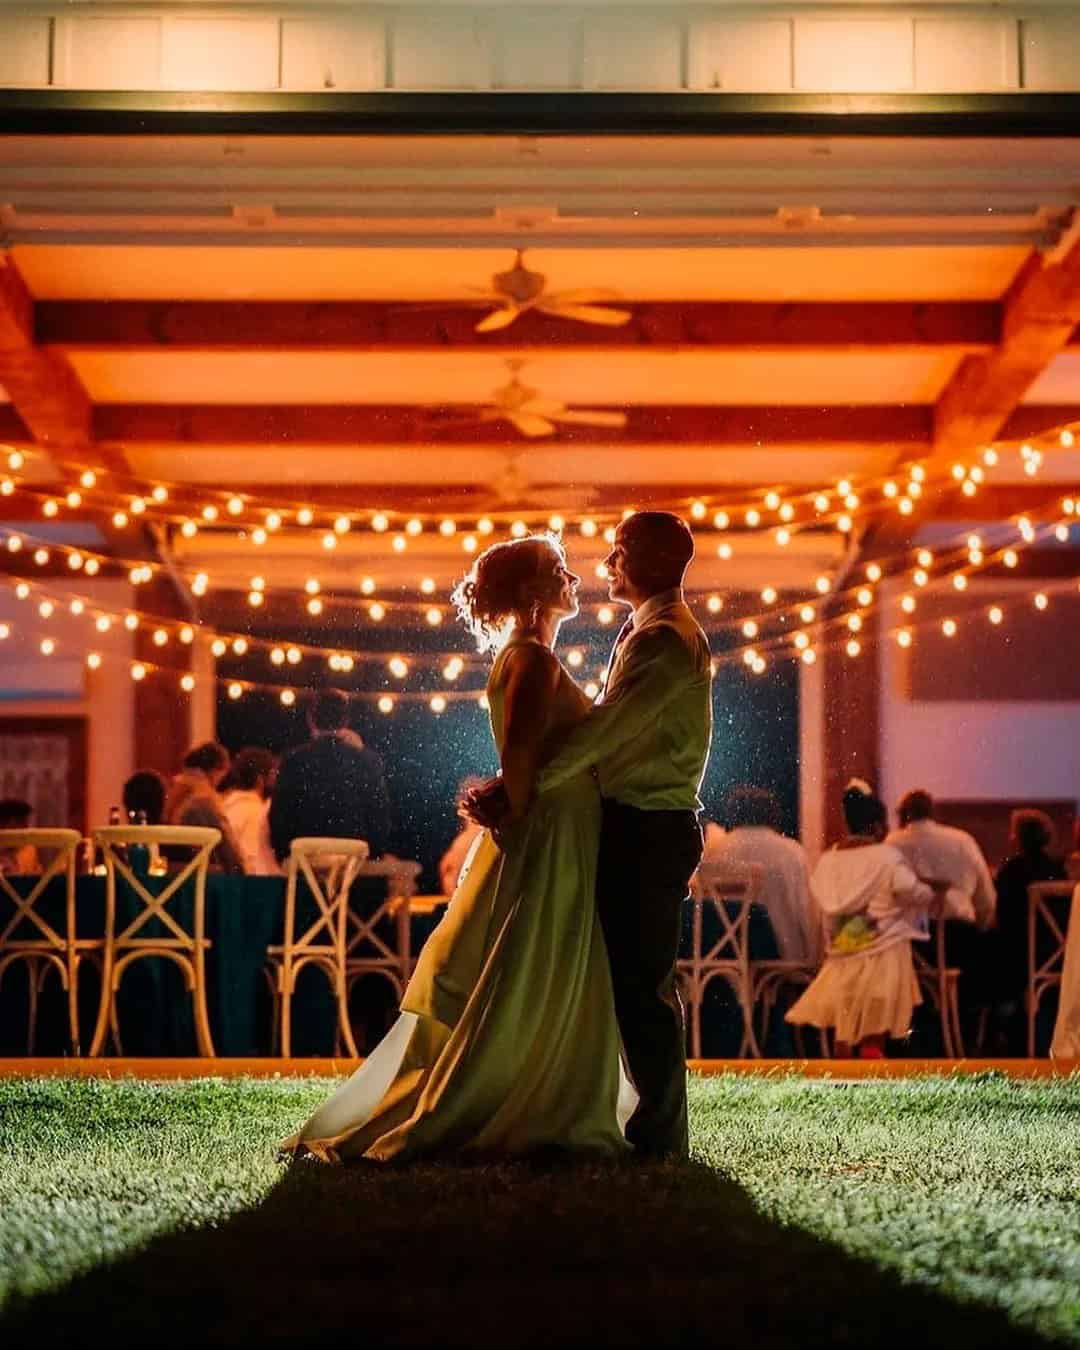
xmin=536 ymin=626 xmax=689 ymax=795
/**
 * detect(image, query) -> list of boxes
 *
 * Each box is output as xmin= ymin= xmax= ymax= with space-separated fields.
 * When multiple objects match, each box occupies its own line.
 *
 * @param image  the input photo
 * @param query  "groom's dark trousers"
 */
xmin=596 ymin=798 xmax=703 ymax=1158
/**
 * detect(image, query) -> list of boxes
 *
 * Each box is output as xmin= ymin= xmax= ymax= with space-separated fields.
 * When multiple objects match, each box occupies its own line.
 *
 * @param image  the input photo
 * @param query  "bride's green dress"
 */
xmin=284 ymin=639 xmax=629 ymax=1162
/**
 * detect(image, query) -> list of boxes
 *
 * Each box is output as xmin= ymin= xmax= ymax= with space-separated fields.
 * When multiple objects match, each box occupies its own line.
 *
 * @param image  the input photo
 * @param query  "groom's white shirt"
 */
xmin=536 ymin=587 xmax=712 ymax=811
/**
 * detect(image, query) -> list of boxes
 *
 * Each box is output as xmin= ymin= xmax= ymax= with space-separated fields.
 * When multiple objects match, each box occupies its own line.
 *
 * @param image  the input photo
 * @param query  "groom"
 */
xmin=471 ymin=511 xmax=712 ymax=1158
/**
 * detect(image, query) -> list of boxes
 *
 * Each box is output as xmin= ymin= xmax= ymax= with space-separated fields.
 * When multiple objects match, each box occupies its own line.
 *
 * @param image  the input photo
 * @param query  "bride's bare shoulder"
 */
xmin=495 ymin=640 xmax=561 ymax=694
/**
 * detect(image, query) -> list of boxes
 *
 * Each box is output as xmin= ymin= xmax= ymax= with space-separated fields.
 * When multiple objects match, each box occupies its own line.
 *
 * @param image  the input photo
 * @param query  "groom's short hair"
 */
xmin=618 ymin=511 xmax=694 ymax=590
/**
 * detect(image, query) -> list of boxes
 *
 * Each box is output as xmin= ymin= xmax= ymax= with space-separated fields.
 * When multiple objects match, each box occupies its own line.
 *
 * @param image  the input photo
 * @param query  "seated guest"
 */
xmin=270 ymin=690 xmax=392 ymax=862
xmin=887 ymin=789 xmax=995 ymax=929
xmin=164 ymin=742 xmax=244 ymax=874
xmin=887 ymin=788 xmax=997 ymax=1047
xmin=787 ymin=781 xmax=945 ymax=1058
xmin=0 ymin=798 xmax=40 ymax=874
xmin=122 ymin=770 xmax=167 ymax=825
xmin=1067 ymin=819 xmax=1080 ymax=883
xmin=221 ymin=747 xmax=280 ymax=876
xmin=989 ymin=809 xmax=1067 ymax=1051
xmin=699 ymin=818 xmax=728 ymax=864
xmin=439 ymin=777 xmax=485 ymax=896
xmin=708 ymin=784 xmax=817 ymax=961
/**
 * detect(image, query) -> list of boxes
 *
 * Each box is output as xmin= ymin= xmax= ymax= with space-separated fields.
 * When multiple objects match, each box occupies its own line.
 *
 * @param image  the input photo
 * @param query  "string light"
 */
xmin=845 ymin=639 xmax=861 ymax=657
xmin=86 ymin=651 xmax=102 ymax=669
xmin=181 ymin=673 xmax=196 ymax=692
xmin=897 ymin=629 xmax=912 ymax=648
xmin=430 ymin=695 xmax=447 ymax=714
xmin=130 ymin=663 xmax=147 ymax=681
xmin=378 ymin=696 xmax=394 ymax=714
xmin=280 ymin=689 xmax=295 ymax=707
xmin=1034 ymin=593 xmax=1049 ymax=610
xmin=227 ymin=682 xmax=243 ymax=700
xmin=988 ymin=607 xmax=1004 ymax=625
xmin=942 ymin=619 xmax=957 ymax=638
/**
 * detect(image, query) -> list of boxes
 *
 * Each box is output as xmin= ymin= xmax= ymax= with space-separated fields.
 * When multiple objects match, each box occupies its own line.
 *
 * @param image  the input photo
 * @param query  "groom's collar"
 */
xmin=631 ymin=587 xmax=684 ymax=629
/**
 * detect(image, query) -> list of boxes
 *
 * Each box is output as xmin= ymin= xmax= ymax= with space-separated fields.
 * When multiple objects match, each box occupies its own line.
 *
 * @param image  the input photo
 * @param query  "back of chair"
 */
xmin=93 ymin=825 xmax=220 ymax=950
xmin=0 ymin=828 xmax=81 ymax=951
xmin=691 ymin=861 xmax=763 ymax=968
xmin=283 ymin=837 xmax=369 ymax=962
xmin=1028 ymin=880 xmax=1075 ymax=973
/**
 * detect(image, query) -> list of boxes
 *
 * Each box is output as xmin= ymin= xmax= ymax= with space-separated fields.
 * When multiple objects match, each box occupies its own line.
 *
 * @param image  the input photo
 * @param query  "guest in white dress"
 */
xmin=711 ymin=785 xmax=818 ymax=961
xmin=221 ymin=748 xmax=281 ymax=876
xmin=787 ymin=781 xmax=945 ymax=1058
xmin=438 ymin=777 xmax=486 ymax=896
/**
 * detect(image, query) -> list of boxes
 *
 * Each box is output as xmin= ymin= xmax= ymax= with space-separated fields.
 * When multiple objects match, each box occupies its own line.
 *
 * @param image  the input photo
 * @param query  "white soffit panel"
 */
xmin=1021 ymin=16 xmax=1080 ymax=90
xmin=794 ymin=17 xmax=915 ymax=93
xmin=495 ymin=11 xmax=581 ymax=90
xmin=914 ymin=16 xmax=1019 ymax=91
xmin=0 ymin=16 xmax=51 ymax=87
xmin=53 ymin=16 xmax=163 ymax=90
xmin=582 ymin=12 xmax=683 ymax=90
xmin=160 ymin=17 xmax=280 ymax=91
xmin=281 ymin=15 xmax=387 ymax=91
xmin=688 ymin=18 xmax=793 ymax=92
xmin=391 ymin=12 xmax=494 ymax=89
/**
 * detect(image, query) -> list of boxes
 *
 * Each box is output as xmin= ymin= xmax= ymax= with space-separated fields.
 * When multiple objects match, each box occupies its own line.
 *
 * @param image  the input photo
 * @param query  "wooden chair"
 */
xmin=751 ymin=955 xmax=825 ymax=1058
xmin=89 ymin=825 xmax=219 ymax=1057
xmin=912 ymin=918 xmax=965 ymax=1057
xmin=1027 ymin=880 xmax=1075 ymax=1057
xmin=680 ymin=862 xmax=763 ymax=1058
xmin=0 ymin=829 xmax=88 ymax=1054
xmin=266 ymin=838 xmax=367 ymax=1058
xmin=347 ymin=858 xmax=423 ymax=1000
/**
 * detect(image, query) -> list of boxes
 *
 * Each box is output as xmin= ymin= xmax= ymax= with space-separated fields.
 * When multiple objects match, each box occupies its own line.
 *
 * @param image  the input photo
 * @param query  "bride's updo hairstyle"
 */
xmin=453 ymin=532 xmax=566 ymax=654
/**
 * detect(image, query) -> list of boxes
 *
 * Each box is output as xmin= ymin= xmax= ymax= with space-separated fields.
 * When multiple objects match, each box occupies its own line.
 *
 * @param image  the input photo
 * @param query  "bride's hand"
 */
xmin=460 ymin=777 xmax=510 ymax=829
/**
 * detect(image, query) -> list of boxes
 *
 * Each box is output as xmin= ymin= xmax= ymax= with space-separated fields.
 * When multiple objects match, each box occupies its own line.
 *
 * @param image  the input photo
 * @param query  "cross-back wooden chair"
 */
xmin=266 ymin=838 xmax=368 ymax=1058
xmin=912 ymin=917 xmax=965 ymax=1057
xmin=680 ymin=861 xmax=763 ymax=1058
xmin=1027 ymin=880 xmax=1075 ymax=1057
xmin=346 ymin=857 xmax=423 ymax=1005
xmin=0 ymin=829 xmax=87 ymax=1054
xmin=89 ymin=825 xmax=219 ymax=1057
xmin=751 ymin=949 xmax=826 ymax=1058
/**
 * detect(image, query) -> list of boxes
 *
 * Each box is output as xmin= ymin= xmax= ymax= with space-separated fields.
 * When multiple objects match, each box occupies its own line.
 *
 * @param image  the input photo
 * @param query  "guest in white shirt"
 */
xmin=886 ymin=788 xmax=996 ymax=1046
xmin=439 ymin=777 xmax=486 ymax=896
xmin=886 ymin=790 xmax=995 ymax=929
xmin=221 ymin=747 xmax=281 ymax=876
xmin=710 ymin=785 xmax=818 ymax=961
xmin=787 ymin=781 xmax=946 ymax=1058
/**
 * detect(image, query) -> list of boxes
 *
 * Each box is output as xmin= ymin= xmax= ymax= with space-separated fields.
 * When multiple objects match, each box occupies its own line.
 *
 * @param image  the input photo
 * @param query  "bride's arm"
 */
xmin=499 ymin=644 xmax=561 ymax=818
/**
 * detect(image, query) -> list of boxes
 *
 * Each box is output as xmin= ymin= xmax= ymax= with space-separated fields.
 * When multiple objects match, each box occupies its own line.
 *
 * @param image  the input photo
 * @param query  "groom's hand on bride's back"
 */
xmin=461 ymin=776 xmax=510 ymax=829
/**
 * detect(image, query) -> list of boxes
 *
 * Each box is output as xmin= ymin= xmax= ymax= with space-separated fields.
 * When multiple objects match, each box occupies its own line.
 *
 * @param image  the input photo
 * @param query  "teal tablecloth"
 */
xmin=0 ymin=873 xmax=385 ymax=1057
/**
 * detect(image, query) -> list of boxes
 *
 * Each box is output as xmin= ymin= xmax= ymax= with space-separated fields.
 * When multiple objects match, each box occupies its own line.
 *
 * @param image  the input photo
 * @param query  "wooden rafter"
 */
xmin=36 ymin=300 xmax=1000 ymax=353
xmin=0 ymin=254 xmax=127 ymax=476
xmin=933 ymin=236 xmax=1080 ymax=457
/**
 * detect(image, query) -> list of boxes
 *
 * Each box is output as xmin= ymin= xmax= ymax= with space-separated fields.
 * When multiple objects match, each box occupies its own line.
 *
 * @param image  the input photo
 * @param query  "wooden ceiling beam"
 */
xmin=37 ymin=300 xmax=1000 ymax=352
xmin=0 ymin=255 xmax=128 ymax=477
xmin=933 ymin=238 xmax=1080 ymax=457
xmin=92 ymin=403 xmax=932 ymax=450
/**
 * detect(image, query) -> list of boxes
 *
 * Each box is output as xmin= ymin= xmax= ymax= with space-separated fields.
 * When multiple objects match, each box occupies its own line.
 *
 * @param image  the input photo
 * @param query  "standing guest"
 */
xmin=221 ymin=748 xmax=280 ymax=876
xmin=269 ymin=690 xmax=391 ymax=862
xmin=787 ymin=781 xmax=945 ymax=1059
xmin=989 ymin=809 xmax=1067 ymax=1051
xmin=710 ymin=784 xmax=818 ymax=961
xmin=439 ymin=777 xmax=485 ymax=896
xmin=122 ymin=770 xmax=167 ymax=825
xmin=0 ymin=799 xmax=40 ymax=875
xmin=164 ymin=742 xmax=244 ymax=874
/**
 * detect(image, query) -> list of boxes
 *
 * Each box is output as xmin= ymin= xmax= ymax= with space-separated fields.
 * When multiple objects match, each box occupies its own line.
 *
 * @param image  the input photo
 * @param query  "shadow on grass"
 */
xmin=0 ymin=1155 xmax=1053 ymax=1349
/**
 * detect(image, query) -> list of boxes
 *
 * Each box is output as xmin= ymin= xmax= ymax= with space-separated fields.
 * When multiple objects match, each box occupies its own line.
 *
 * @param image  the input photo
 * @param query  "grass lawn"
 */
xmin=1 ymin=1072 xmax=1078 ymax=1347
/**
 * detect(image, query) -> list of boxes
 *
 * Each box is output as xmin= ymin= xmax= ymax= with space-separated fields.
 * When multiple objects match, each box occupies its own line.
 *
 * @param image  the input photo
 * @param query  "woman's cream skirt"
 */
xmin=786 ymin=940 xmax=921 ymax=1043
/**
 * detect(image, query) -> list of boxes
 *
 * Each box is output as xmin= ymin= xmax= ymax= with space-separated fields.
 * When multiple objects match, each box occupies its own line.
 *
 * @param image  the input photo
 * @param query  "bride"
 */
xmin=282 ymin=532 xmax=630 ymax=1162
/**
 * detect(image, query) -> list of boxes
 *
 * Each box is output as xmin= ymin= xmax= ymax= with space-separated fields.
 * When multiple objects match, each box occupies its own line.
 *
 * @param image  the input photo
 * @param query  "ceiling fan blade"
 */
xmin=475 ymin=304 xmax=522 ymax=333
xmin=539 ymin=302 xmax=633 ymax=327
xmin=547 ymin=288 xmax=626 ymax=304
xmin=551 ymin=409 xmax=629 ymax=429
xmin=507 ymin=412 xmax=556 ymax=438
xmin=519 ymin=396 xmax=567 ymax=418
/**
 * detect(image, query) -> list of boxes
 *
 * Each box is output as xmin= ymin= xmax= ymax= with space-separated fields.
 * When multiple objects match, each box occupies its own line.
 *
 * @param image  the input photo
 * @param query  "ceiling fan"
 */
xmin=428 ymin=361 xmax=628 ymax=439
xmin=470 ymin=251 xmax=633 ymax=333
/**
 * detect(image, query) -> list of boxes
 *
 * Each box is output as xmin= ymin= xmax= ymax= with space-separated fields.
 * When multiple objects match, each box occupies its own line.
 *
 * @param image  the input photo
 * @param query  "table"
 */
xmin=0 ymin=866 xmax=429 ymax=1057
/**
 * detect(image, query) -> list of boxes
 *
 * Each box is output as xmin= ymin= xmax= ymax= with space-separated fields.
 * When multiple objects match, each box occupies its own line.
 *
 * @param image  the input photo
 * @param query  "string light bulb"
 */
xmin=800 ymin=605 xmax=815 ymax=624
xmin=131 ymin=663 xmax=147 ymax=681
xmin=441 ymin=519 xmax=458 ymax=537
xmin=426 ymin=608 xmax=442 ymax=627
xmin=845 ymin=639 xmax=861 ymax=658
xmin=761 ymin=587 xmax=777 ymax=605
xmin=369 ymin=603 xmax=386 ymax=622
xmin=988 ymin=607 xmax=1004 ymax=625
xmin=1034 ymin=593 xmax=1049 ymax=611
xmin=86 ymin=651 xmax=102 ymax=670
xmin=280 ymin=689 xmax=295 ymax=707
xmin=228 ymin=682 xmax=243 ymax=700
xmin=942 ymin=619 xmax=958 ymax=638
xmin=897 ymin=629 xmax=912 ymax=648
xmin=180 ymin=673 xmax=196 ymax=693
xmin=378 ymin=696 xmax=394 ymax=715
xmin=40 ymin=638 xmax=55 ymax=656
xmin=372 ymin=513 xmax=389 ymax=533
xmin=286 ymin=647 xmax=302 ymax=665
xmin=430 ymin=695 xmax=447 ymax=714
xmin=707 ymin=595 xmax=723 ymax=614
